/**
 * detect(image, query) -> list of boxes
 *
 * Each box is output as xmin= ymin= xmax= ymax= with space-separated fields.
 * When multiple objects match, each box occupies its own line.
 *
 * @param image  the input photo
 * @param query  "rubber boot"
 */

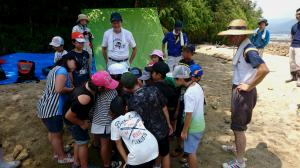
xmin=286 ymin=71 xmax=297 ymax=83
xmin=297 ymin=71 xmax=300 ymax=87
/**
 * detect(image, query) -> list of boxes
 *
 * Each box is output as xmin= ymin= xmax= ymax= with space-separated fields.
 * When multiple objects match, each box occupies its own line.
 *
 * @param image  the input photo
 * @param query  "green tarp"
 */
xmin=83 ymin=8 xmax=164 ymax=70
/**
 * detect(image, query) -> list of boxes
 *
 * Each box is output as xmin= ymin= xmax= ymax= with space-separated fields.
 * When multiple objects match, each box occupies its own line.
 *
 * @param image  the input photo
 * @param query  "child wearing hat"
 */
xmin=72 ymin=14 xmax=94 ymax=57
xmin=148 ymin=49 xmax=165 ymax=66
xmin=64 ymin=71 xmax=118 ymax=168
xmin=63 ymin=32 xmax=90 ymax=87
xmin=110 ymin=96 xmax=159 ymax=168
xmin=189 ymin=64 xmax=204 ymax=83
xmin=173 ymin=65 xmax=205 ymax=168
xmin=90 ymin=71 xmax=120 ymax=168
xmin=49 ymin=36 xmax=68 ymax=63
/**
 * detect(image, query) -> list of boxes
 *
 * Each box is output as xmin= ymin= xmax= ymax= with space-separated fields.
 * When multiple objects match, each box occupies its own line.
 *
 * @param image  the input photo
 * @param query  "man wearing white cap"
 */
xmin=49 ymin=36 xmax=68 ymax=63
xmin=218 ymin=19 xmax=269 ymax=168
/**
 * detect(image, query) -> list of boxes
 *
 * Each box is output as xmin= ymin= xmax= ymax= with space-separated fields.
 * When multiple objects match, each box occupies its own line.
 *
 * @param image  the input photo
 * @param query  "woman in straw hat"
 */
xmin=218 ymin=19 xmax=269 ymax=168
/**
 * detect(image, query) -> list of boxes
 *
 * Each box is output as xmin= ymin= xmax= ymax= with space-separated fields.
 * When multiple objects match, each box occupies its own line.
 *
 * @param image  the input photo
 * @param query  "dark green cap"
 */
xmin=121 ymin=72 xmax=137 ymax=89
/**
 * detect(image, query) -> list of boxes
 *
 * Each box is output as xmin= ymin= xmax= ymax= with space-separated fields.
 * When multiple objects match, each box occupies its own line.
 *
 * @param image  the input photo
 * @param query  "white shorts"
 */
xmin=167 ymin=56 xmax=182 ymax=72
xmin=289 ymin=47 xmax=300 ymax=72
xmin=107 ymin=58 xmax=129 ymax=70
xmin=91 ymin=123 xmax=111 ymax=135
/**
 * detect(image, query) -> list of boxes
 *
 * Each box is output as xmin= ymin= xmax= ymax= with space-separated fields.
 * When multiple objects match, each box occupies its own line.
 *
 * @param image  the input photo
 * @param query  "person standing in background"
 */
xmin=250 ymin=18 xmax=270 ymax=57
xmin=162 ymin=20 xmax=188 ymax=72
xmin=72 ymin=14 xmax=94 ymax=72
xmin=102 ymin=12 xmax=137 ymax=69
xmin=49 ymin=36 xmax=68 ymax=63
xmin=286 ymin=8 xmax=300 ymax=86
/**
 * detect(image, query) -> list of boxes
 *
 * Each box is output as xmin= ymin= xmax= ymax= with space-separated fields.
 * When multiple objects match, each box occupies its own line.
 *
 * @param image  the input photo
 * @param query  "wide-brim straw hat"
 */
xmin=218 ymin=19 xmax=254 ymax=36
xmin=77 ymin=14 xmax=89 ymax=23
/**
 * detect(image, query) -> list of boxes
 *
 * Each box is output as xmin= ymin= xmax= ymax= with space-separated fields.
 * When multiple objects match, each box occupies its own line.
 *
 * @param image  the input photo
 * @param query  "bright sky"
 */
xmin=255 ymin=0 xmax=300 ymax=20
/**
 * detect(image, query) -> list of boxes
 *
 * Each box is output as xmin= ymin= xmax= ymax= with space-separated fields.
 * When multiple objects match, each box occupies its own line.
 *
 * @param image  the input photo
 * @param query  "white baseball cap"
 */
xmin=49 ymin=36 xmax=64 ymax=47
xmin=108 ymin=63 xmax=128 ymax=75
xmin=173 ymin=65 xmax=191 ymax=79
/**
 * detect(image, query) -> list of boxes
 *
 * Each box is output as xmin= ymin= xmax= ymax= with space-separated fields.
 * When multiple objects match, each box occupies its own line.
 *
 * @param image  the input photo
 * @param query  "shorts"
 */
xmin=68 ymin=124 xmax=90 ymax=145
xmin=184 ymin=132 xmax=203 ymax=154
xmin=126 ymin=159 xmax=155 ymax=168
xmin=157 ymin=136 xmax=170 ymax=157
xmin=91 ymin=124 xmax=111 ymax=138
xmin=167 ymin=56 xmax=182 ymax=72
xmin=42 ymin=115 xmax=63 ymax=133
xmin=231 ymin=85 xmax=257 ymax=131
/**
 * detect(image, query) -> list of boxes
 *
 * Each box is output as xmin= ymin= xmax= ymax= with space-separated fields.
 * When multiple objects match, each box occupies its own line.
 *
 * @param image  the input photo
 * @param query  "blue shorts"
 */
xmin=68 ymin=125 xmax=90 ymax=145
xmin=184 ymin=132 xmax=204 ymax=154
xmin=41 ymin=115 xmax=63 ymax=133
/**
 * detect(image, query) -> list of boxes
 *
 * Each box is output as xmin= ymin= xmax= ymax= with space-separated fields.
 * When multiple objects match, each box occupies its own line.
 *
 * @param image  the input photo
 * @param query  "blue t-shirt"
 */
xmin=162 ymin=32 xmax=188 ymax=57
xmin=55 ymin=67 xmax=71 ymax=115
xmin=64 ymin=50 xmax=90 ymax=87
xmin=291 ymin=22 xmax=300 ymax=48
xmin=245 ymin=50 xmax=265 ymax=68
xmin=250 ymin=29 xmax=270 ymax=49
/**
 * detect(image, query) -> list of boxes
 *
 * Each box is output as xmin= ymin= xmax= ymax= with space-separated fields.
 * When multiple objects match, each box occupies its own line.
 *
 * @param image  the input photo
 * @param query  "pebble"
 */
xmin=12 ymin=144 xmax=24 ymax=159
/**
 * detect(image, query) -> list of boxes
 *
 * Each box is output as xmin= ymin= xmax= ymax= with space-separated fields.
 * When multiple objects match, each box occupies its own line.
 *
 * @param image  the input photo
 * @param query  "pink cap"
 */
xmin=91 ymin=71 xmax=119 ymax=89
xmin=150 ymin=49 xmax=164 ymax=60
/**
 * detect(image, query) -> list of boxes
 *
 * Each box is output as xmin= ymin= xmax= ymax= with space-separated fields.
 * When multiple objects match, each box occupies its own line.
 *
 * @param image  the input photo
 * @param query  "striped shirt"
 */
xmin=37 ymin=66 xmax=61 ymax=118
xmin=92 ymin=89 xmax=117 ymax=126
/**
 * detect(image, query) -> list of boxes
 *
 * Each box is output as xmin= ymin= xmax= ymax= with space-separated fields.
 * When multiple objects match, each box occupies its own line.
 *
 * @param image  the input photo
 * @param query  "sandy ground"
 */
xmin=1 ymin=45 xmax=300 ymax=167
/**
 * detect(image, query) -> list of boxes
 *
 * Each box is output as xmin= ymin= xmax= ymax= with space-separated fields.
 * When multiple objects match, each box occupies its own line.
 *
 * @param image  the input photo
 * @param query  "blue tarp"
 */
xmin=0 ymin=53 xmax=54 ymax=85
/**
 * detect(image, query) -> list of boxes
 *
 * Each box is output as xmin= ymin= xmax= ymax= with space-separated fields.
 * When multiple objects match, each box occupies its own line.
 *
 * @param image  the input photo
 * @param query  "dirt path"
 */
xmin=0 ymin=47 xmax=299 ymax=167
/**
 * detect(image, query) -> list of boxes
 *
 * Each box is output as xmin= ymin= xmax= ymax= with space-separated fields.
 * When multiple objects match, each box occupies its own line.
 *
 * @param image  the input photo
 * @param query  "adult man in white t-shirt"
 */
xmin=102 ymin=12 xmax=137 ymax=69
xmin=110 ymin=97 xmax=158 ymax=168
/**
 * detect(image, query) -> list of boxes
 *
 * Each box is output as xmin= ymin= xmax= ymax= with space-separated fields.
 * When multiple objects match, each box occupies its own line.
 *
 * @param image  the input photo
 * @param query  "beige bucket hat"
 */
xmin=77 ymin=14 xmax=89 ymax=23
xmin=218 ymin=19 xmax=254 ymax=36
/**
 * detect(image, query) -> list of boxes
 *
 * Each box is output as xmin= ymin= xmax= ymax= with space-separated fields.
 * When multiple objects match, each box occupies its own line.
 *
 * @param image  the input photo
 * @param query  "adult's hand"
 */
xmin=237 ymin=83 xmax=252 ymax=92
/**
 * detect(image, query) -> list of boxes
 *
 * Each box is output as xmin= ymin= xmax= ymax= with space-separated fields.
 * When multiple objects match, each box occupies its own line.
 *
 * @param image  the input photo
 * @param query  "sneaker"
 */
xmin=171 ymin=147 xmax=183 ymax=157
xmin=58 ymin=156 xmax=74 ymax=164
xmin=222 ymin=160 xmax=246 ymax=168
xmin=111 ymin=160 xmax=122 ymax=168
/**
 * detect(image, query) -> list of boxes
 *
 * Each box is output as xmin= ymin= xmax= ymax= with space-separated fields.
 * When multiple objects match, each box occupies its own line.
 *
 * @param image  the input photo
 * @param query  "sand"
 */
xmin=0 ymin=45 xmax=300 ymax=167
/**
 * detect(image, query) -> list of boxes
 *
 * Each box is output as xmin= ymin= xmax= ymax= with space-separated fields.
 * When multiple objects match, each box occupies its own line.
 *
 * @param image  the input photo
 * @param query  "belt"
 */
xmin=109 ymin=57 xmax=128 ymax=63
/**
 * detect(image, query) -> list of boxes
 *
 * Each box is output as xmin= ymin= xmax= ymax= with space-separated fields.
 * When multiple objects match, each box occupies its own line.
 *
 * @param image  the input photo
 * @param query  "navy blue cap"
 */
xmin=189 ymin=64 xmax=203 ymax=77
xmin=129 ymin=67 xmax=142 ymax=78
xmin=110 ymin=12 xmax=123 ymax=23
xmin=183 ymin=44 xmax=196 ymax=53
xmin=175 ymin=20 xmax=183 ymax=28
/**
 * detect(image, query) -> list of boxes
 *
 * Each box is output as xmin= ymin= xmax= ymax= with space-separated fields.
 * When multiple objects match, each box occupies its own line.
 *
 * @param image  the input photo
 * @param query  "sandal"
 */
xmin=179 ymin=153 xmax=188 ymax=163
xmin=58 ymin=156 xmax=74 ymax=164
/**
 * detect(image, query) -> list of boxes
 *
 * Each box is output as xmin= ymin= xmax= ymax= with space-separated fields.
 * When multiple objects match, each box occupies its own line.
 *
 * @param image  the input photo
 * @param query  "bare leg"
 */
xmin=154 ymin=156 xmax=162 ymax=167
xmin=162 ymin=154 xmax=170 ymax=168
xmin=234 ymin=131 xmax=246 ymax=162
xmin=78 ymin=144 xmax=88 ymax=168
xmin=188 ymin=153 xmax=198 ymax=168
xmin=73 ymin=144 xmax=80 ymax=166
xmin=51 ymin=133 xmax=66 ymax=160
xmin=100 ymin=138 xmax=112 ymax=167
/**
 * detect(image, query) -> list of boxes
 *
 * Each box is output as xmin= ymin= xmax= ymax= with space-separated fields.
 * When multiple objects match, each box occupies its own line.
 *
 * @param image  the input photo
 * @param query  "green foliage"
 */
xmin=0 ymin=0 xmax=261 ymax=55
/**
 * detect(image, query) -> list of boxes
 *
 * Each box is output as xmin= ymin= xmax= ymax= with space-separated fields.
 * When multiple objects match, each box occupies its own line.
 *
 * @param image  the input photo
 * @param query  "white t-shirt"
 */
xmin=54 ymin=50 xmax=68 ymax=63
xmin=111 ymin=111 xmax=158 ymax=165
xmin=102 ymin=28 xmax=136 ymax=60
xmin=184 ymin=83 xmax=205 ymax=133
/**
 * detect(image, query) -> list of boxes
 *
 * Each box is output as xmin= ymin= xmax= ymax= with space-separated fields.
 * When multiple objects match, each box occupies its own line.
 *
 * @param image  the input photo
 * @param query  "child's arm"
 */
xmin=115 ymin=139 xmax=127 ymax=163
xmin=181 ymin=112 xmax=192 ymax=140
xmin=163 ymin=106 xmax=173 ymax=135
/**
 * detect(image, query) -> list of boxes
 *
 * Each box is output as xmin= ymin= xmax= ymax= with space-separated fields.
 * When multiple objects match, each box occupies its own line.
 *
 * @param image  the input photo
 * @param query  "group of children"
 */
xmin=42 ymin=12 xmax=206 ymax=168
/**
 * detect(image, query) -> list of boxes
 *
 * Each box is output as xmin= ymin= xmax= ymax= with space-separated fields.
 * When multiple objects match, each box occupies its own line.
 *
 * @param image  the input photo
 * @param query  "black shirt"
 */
xmin=65 ymin=86 xmax=94 ymax=122
xmin=179 ymin=59 xmax=195 ymax=66
xmin=128 ymin=86 xmax=169 ymax=140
